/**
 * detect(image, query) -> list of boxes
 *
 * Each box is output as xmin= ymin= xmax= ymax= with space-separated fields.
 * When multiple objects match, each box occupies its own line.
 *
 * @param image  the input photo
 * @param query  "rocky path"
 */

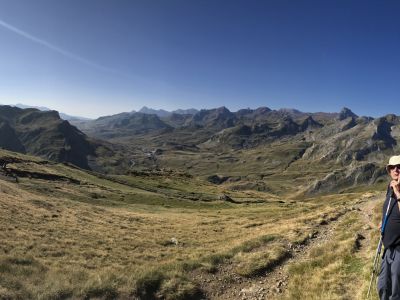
xmin=193 ymin=193 xmax=381 ymax=300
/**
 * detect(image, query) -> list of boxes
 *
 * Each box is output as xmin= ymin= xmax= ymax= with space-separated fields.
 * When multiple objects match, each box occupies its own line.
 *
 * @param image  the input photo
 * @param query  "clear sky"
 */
xmin=0 ymin=0 xmax=399 ymax=118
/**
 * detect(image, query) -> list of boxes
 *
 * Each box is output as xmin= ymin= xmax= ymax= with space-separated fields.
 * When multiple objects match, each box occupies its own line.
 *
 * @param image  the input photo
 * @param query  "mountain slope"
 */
xmin=0 ymin=106 xmax=96 ymax=169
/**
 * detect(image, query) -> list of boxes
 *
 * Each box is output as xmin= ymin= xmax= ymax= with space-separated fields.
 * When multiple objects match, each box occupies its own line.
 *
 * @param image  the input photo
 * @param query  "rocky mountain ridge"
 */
xmin=70 ymin=106 xmax=354 ymax=145
xmin=1 ymin=104 xmax=397 ymax=195
xmin=138 ymin=106 xmax=199 ymax=117
xmin=70 ymin=105 xmax=397 ymax=194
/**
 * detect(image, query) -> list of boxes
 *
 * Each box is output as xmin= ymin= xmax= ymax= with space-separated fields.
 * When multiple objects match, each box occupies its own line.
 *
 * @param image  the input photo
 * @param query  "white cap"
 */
xmin=386 ymin=155 xmax=400 ymax=173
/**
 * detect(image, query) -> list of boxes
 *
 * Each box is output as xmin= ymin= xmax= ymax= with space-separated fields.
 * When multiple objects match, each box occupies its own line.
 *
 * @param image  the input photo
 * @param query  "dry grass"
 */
xmin=0 ymin=151 xmax=383 ymax=299
xmin=281 ymin=196 xmax=381 ymax=300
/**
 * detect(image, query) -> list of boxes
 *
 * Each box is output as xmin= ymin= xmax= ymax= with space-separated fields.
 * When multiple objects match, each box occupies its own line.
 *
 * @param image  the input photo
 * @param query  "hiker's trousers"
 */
xmin=378 ymin=247 xmax=400 ymax=300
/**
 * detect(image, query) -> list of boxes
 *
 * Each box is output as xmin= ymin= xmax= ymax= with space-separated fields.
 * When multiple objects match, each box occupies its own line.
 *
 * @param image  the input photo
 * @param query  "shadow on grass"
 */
xmin=133 ymin=270 xmax=205 ymax=300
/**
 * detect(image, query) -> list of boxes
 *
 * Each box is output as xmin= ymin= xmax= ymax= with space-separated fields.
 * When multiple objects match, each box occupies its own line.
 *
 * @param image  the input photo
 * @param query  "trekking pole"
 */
xmin=367 ymin=235 xmax=383 ymax=298
xmin=367 ymin=195 xmax=393 ymax=298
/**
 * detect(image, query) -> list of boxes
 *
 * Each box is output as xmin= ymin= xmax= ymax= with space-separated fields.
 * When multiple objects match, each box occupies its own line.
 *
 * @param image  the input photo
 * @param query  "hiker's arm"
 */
xmin=390 ymin=180 xmax=400 ymax=199
xmin=389 ymin=180 xmax=400 ymax=211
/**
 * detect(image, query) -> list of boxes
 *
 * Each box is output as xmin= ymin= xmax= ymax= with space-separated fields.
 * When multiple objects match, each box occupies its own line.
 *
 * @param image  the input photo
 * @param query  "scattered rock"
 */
xmin=218 ymin=194 xmax=237 ymax=203
xmin=207 ymin=175 xmax=230 ymax=184
xmin=354 ymin=233 xmax=365 ymax=250
xmin=308 ymin=231 xmax=318 ymax=239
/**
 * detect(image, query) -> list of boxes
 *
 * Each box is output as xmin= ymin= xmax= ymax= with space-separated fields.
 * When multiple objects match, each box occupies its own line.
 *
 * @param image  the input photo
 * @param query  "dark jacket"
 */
xmin=382 ymin=185 xmax=400 ymax=248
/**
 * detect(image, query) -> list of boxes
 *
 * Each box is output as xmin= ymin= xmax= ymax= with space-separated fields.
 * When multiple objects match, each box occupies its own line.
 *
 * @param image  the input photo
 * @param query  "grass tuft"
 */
xmin=134 ymin=270 xmax=164 ymax=300
xmin=231 ymin=234 xmax=277 ymax=253
xmin=159 ymin=275 xmax=203 ymax=300
xmin=133 ymin=269 xmax=203 ymax=300
xmin=234 ymin=245 xmax=290 ymax=277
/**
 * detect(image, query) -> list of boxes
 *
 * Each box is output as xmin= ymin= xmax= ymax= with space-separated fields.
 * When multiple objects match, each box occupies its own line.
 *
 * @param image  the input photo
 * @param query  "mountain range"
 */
xmin=138 ymin=106 xmax=199 ymax=117
xmin=0 ymin=104 xmax=396 ymax=195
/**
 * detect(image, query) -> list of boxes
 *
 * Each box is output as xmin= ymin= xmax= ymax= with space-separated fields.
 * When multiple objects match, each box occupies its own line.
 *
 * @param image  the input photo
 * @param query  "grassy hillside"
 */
xmin=0 ymin=149 xmax=385 ymax=299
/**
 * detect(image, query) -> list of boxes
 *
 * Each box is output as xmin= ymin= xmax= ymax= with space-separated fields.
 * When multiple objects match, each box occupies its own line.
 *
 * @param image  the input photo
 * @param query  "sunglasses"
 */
xmin=389 ymin=165 xmax=400 ymax=171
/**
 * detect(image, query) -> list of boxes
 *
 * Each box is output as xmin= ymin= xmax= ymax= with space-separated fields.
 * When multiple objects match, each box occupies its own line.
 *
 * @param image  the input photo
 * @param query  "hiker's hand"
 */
xmin=379 ymin=222 xmax=382 ymax=230
xmin=390 ymin=180 xmax=400 ymax=199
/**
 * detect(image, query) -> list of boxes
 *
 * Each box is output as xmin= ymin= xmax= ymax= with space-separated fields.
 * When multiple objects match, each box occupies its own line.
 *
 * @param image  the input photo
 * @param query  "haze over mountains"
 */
xmin=138 ymin=106 xmax=199 ymax=117
xmin=7 ymin=103 xmax=199 ymax=120
xmin=0 ymin=103 xmax=396 ymax=195
xmin=9 ymin=103 xmax=92 ymax=121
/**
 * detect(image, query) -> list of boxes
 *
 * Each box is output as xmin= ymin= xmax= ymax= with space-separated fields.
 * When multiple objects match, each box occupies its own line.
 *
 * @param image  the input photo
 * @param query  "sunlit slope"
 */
xmin=0 ymin=149 xmax=384 ymax=299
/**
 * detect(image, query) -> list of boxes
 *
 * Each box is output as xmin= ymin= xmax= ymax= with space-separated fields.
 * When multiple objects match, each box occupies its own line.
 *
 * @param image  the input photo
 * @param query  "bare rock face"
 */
xmin=306 ymin=163 xmax=385 ymax=195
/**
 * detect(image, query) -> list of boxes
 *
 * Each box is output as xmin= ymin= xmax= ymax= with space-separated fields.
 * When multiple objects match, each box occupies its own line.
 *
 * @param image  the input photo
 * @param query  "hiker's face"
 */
xmin=389 ymin=165 xmax=400 ymax=180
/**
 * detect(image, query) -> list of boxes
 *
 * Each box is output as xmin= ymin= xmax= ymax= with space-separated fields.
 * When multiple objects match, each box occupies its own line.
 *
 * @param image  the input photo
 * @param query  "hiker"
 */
xmin=378 ymin=155 xmax=400 ymax=300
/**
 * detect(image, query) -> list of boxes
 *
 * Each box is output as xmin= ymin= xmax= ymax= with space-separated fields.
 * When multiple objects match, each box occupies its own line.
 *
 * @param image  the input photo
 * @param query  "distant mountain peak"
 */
xmin=338 ymin=107 xmax=358 ymax=120
xmin=215 ymin=106 xmax=231 ymax=114
xmin=279 ymin=108 xmax=302 ymax=114
xmin=139 ymin=106 xmax=170 ymax=117
xmin=254 ymin=106 xmax=272 ymax=113
xmin=172 ymin=108 xmax=198 ymax=115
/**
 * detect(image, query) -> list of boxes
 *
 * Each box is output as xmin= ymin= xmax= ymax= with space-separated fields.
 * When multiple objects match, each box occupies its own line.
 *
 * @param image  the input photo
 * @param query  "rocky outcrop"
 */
xmin=187 ymin=107 xmax=237 ymax=129
xmin=372 ymin=117 xmax=396 ymax=147
xmin=207 ymin=175 xmax=230 ymax=184
xmin=306 ymin=163 xmax=385 ymax=195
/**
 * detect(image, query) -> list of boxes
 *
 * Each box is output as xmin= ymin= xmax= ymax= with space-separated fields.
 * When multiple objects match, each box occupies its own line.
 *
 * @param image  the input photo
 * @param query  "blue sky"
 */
xmin=0 ymin=0 xmax=399 ymax=118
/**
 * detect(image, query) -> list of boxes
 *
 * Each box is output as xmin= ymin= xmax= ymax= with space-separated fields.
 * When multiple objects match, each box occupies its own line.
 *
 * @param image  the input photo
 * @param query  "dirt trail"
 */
xmin=193 ymin=193 xmax=381 ymax=300
xmin=357 ymin=193 xmax=380 ymax=252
